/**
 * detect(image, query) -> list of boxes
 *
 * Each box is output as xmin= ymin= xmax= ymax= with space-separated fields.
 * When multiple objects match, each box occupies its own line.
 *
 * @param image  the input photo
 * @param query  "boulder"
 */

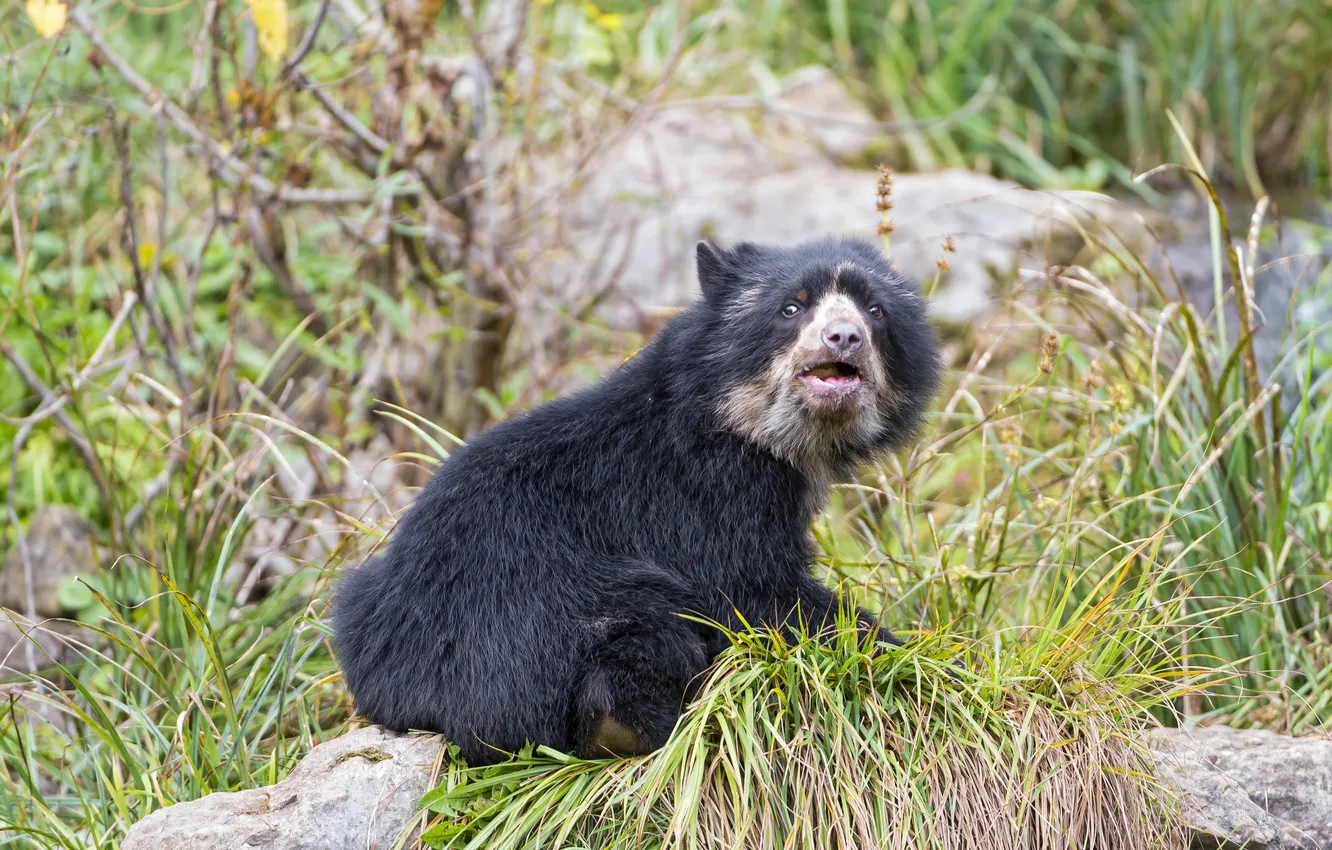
xmin=121 ymin=726 xmax=444 ymax=850
xmin=564 ymin=69 xmax=1148 ymax=328
xmin=0 ymin=505 xmax=99 ymax=677
xmin=764 ymin=65 xmax=881 ymax=163
xmin=1151 ymin=727 xmax=1331 ymax=849
xmin=0 ymin=505 xmax=98 ymax=618
xmin=0 ymin=612 xmax=80 ymax=677
xmin=120 ymin=725 xmax=1332 ymax=849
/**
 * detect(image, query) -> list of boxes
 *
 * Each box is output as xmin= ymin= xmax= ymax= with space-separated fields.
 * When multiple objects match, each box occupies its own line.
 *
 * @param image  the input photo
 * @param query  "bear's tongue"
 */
xmin=801 ymin=363 xmax=860 ymax=387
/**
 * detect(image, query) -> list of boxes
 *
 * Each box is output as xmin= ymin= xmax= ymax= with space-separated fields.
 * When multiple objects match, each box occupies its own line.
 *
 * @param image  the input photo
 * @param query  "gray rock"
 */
xmin=0 ymin=505 xmax=98 ymax=619
xmin=1151 ymin=727 xmax=1332 ymax=849
xmin=566 ymin=70 xmax=1149 ymax=327
xmin=0 ymin=612 xmax=79 ymax=677
xmin=122 ymin=726 xmax=444 ymax=850
xmin=765 ymin=65 xmax=881 ymax=163
xmin=120 ymin=724 xmax=1332 ymax=850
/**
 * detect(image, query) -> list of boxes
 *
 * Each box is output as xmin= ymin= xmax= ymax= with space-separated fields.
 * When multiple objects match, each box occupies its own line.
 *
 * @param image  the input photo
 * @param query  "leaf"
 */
xmin=57 ymin=576 xmax=95 ymax=612
xmin=246 ymin=0 xmax=289 ymax=61
xmin=25 ymin=0 xmax=66 ymax=38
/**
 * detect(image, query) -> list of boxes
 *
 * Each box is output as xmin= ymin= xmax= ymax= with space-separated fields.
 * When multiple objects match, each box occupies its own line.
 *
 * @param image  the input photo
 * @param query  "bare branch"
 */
xmin=284 ymin=0 xmax=333 ymax=74
xmin=109 ymin=106 xmax=190 ymax=399
xmin=73 ymin=6 xmax=391 ymax=206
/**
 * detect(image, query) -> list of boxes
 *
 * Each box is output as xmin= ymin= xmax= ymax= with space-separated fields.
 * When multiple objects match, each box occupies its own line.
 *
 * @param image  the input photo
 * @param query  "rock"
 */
xmin=565 ymin=69 xmax=1149 ymax=328
xmin=121 ymin=724 xmax=1332 ymax=850
xmin=1150 ymin=727 xmax=1332 ymax=849
xmin=0 ymin=505 xmax=98 ymax=618
xmin=122 ymin=726 xmax=444 ymax=850
xmin=767 ymin=65 xmax=880 ymax=163
xmin=0 ymin=612 xmax=80 ymax=677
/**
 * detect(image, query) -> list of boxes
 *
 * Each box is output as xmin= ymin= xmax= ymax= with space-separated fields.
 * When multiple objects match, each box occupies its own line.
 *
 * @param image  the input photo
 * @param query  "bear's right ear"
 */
xmin=696 ymin=239 xmax=733 ymax=307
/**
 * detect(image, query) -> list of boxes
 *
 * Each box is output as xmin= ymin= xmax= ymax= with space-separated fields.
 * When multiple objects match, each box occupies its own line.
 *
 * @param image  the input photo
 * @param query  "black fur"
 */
xmin=333 ymin=237 xmax=941 ymax=764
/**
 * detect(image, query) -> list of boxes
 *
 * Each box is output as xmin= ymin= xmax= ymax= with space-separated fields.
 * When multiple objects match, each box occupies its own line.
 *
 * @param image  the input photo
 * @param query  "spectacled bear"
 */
xmin=333 ymin=236 xmax=941 ymax=765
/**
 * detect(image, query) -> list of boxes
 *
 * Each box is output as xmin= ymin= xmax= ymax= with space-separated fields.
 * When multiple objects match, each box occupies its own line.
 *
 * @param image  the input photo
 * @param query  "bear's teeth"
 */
xmin=802 ymin=363 xmax=859 ymax=380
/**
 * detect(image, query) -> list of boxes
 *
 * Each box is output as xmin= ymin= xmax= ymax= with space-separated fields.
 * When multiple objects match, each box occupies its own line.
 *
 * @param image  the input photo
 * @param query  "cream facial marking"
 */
xmin=796 ymin=292 xmax=860 ymax=352
xmin=717 ymin=286 xmax=897 ymax=481
xmin=831 ymin=262 xmax=862 ymax=286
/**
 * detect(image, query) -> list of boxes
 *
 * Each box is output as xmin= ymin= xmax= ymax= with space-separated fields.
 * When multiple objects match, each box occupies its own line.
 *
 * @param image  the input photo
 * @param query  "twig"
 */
xmin=240 ymin=205 xmax=333 ymax=340
xmin=181 ymin=190 xmax=221 ymax=356
xmin=1 ymin=352 xmax=136 ymax=429
xmin=109 ymin=106 xmax=190 ymax=399
xmin=73 ymin=6 xmax=384 ymax=205
xmin=149 ymin=108 xmax=170 ymax=333
xmin=187 ymin=0 xmax=220 ymax=107
xmin=6 ymin=434 xmax=41 ymax=674
xmin=283 ymin=0 xmax=333 ymax=74
xmin=2 ymin=292 xmax=140 ymax=428
xmin=287 ymin=69 xmax=442 ymax=200
xmin=0 ymin=113 xmax=53 ymax=214
xmin=2 ymin=329 xmax=139 ymax=669
xmin=290 ymin=70 xmax=389 ymax=154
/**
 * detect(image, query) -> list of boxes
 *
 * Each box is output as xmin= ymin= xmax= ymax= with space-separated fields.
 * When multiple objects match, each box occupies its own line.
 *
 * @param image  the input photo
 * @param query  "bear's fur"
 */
xmin=333 ymin=237 xmax=941 ymax=764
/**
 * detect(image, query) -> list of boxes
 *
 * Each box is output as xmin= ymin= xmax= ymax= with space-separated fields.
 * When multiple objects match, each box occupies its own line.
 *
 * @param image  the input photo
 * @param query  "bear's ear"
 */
xmin=696 ymin=239 xmax=733 ymax=307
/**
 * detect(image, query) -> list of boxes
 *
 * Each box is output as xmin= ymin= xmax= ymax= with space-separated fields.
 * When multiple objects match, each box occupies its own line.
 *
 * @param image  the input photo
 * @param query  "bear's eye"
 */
xmin=868 ymin=304 xmax=885 ymax=320
xmin=781 ymin=303 xmax=802 ymax=318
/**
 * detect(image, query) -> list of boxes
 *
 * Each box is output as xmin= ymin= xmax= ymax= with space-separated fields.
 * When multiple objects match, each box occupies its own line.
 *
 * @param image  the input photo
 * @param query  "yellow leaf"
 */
xmin=597 ymin=12 xmax=623 ymax=30
xmin=246 ymin=0 xmax=289 ymax=61
xmin=25 ymin=0 xmax=67 ymax=38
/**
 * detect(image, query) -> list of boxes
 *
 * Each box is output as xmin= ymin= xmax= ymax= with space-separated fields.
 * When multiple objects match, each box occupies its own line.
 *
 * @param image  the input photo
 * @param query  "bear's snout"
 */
xmin=820 ymin=321 xmax=864 ymax=357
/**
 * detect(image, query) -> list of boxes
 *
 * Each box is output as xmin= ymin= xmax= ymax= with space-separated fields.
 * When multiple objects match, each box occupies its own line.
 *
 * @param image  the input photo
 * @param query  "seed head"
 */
xmin=875 ymin=164 xmax=895 ymax=253
xmin=1109 ymin=384 xmax=1128 ymax=409
xmin=1083 ymin=358 xmax=1104 ymax=390
xmin=875 ymin=164 xmax=894 ymax=197
xmin=1038 ymin=331 xmax=1059 ymax=374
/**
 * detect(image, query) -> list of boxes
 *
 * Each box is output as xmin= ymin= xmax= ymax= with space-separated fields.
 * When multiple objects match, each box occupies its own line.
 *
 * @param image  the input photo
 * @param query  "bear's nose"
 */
xmin=821 ymin=322 xmax=864 ymax=357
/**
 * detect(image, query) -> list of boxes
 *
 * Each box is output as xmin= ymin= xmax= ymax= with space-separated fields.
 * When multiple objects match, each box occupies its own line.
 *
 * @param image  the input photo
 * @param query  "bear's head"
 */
xmin=689 ymin=237 xmax=941 ymax=477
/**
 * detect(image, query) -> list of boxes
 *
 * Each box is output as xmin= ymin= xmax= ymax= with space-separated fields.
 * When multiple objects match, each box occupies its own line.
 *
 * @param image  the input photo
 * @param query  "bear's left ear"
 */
xmin=696 ymin=239 xmax=734 ymax=308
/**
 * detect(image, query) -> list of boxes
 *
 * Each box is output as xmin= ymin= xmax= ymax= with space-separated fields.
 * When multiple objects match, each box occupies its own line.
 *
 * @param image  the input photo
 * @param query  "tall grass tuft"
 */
xmin=1070 ymin=128 xmax=1332 ymax=729
xmin=417 ymin=581 xmax=1190 ymax=850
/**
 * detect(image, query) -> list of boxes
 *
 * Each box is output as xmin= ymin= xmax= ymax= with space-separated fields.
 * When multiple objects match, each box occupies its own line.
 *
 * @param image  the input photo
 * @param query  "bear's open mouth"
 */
xmin=797 ymin=361 xmax=863 ymax=394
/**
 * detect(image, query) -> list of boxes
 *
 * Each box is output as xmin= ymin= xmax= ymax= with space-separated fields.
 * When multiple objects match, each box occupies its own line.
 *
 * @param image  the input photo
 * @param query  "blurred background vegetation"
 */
xmin=1 ymin=0 xmax=1330 ymax=846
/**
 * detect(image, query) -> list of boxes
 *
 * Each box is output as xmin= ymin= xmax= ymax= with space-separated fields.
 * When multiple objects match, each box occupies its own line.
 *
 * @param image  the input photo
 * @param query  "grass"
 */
xmin=1 ymin=0 xmax=1331 ymax=847
xmin=418 ymin=615 xmax=1185 ymax=850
